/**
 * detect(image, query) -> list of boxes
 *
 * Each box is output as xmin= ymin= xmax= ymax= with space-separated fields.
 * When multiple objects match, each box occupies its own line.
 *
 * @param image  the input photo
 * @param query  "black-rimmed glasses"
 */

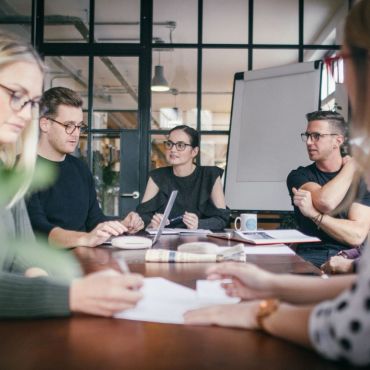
xmin=301 ymin=132 xmax=339 ymax=143
xmin=0 ymin=83 xmax=40 ymax=112
xmin=46 ymin=117 xmax=88 ymax=135
xmin=164 ymin=140 xmax=193 ymax=151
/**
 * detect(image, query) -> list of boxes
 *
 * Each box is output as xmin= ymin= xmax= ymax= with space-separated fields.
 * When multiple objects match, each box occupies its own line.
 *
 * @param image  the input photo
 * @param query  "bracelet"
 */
xmin=310 ymin=213 xmax=321 ymax=224
xmin=256 ymin=299 xmax=280 ymax=331
xmin=317 ymin=214 xmax=324 ymax=229
xmin=310 ymin=213 xmax=324 ymax=229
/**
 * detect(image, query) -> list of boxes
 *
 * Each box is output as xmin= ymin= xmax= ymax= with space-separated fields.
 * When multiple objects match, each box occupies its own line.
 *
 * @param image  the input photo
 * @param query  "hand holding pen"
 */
xmin=169 ymin=214 xmax=184 ymax=224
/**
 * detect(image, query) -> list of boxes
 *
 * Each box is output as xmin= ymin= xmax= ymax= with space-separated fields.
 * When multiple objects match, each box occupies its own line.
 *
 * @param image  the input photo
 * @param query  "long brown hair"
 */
xmin=344 ymin=0 xmax=370 ymax=174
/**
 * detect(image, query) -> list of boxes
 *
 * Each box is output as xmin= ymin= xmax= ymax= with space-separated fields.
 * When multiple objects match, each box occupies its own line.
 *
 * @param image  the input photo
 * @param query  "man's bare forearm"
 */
xmin=49 ymin=227 xmax=88 ymax=248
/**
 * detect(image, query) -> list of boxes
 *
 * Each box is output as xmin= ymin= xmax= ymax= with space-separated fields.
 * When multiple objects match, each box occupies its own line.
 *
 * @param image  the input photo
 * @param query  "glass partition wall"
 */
xmin=2 ymin=0 xmax=349 ymax=216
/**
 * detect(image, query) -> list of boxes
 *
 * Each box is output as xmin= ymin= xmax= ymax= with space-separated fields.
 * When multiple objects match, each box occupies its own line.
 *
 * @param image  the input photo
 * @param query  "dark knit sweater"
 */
xmin=26 ymin=154 xmax=112 ymax=236
xmin=137 ymin=166 xmax=230 ymax=230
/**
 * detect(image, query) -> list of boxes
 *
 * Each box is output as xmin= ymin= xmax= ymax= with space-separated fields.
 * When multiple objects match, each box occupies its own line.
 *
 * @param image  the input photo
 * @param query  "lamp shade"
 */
xmin=151 ymin=65 xmax=170 ymax=92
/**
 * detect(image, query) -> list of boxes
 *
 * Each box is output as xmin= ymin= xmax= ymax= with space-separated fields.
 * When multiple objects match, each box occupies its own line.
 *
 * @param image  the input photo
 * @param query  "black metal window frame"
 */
xmin=28 ymin=0 xmax=349 ymax=195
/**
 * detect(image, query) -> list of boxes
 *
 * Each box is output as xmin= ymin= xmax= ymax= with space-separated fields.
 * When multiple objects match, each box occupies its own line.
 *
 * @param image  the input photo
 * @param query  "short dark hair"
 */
xmin=168 ymin=125 xmax=199 ymax=148
xmin=306 ymin=110 xmax=347 ymax=136
xmin=40 ymin=87 xmax=83 ymax=117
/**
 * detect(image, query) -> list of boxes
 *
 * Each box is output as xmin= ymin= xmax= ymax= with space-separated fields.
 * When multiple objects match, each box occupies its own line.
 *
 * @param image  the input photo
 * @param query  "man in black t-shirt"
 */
xmin=286 ymin=111 xmax=370 ymax=268
xmin=27 ymin=87 xmax=144 ymax=248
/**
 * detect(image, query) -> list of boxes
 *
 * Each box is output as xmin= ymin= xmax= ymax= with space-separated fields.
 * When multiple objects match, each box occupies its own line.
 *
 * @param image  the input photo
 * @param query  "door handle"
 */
xmin=120 ymin=191 xmax=140 ymax=199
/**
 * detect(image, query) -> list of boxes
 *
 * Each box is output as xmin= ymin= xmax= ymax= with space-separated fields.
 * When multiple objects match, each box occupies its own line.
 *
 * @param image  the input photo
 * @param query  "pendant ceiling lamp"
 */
xmin=151 ymin=51 xmax=170 ymax=92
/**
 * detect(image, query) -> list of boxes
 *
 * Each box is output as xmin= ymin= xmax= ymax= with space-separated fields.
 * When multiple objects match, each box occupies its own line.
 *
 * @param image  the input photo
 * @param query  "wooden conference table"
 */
xmin=0 ymin=235 xmax=355 ymax=370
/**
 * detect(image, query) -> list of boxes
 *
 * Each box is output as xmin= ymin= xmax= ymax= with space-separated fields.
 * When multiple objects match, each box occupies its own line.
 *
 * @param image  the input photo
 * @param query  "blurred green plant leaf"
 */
xmin=28 ymin=159 xmax=57 ymax=193
xmin=0 ymin=160 xmax=56 ymax=207
xmin=0 ymin=165 xmax=27 ymax=207
xmin=1 ymin=235 xmax=81 ymax=281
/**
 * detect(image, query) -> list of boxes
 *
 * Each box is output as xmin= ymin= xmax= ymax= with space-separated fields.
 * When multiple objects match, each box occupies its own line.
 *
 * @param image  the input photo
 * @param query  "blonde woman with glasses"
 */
xmin=0 ymin=33 xmax=143 ymax=318
xmin=185 ymin=1 xmax=370 ymax=365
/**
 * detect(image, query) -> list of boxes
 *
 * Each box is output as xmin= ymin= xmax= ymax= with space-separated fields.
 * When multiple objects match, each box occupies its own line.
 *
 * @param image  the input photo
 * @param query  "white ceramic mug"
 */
xmin=234 ymin=213 xmax=257 ymax=232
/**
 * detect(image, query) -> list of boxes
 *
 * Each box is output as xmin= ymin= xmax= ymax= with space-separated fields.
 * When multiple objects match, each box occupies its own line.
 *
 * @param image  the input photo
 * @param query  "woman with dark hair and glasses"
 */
xmin=185 ymin=1 xmax=370 ymax=366
xmin=137 ymin=125 xmax=230 ymax=230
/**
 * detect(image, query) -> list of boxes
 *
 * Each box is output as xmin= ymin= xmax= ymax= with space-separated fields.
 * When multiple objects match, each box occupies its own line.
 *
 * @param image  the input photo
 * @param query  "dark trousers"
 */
xmin=296 ymin=244 xmax=347 ymax=268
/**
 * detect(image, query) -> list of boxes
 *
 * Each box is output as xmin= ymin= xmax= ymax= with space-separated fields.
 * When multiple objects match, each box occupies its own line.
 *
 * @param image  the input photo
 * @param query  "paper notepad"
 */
xmin=115 ymin=277 xmax=239 ymax=324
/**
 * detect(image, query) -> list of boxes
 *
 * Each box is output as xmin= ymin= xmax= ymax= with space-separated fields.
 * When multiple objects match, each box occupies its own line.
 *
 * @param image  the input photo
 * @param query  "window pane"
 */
xmin=203 ymin=0 xmax=248 ymax=44
xmin=151 ymin=49 xmax=197 ymax=129
xmin=153 ymin=0 xmax=197 ymax=43
xmin=80 ymin=134 xmax=121 ymax=216
xmin=254 ymin=0 xmax=298 ymax=44
xmin=303 ymin=49 xmax=348 ymax=116
xmin=0 ymin=0 xmax=32 ymax=41
xmin=95 ymin=0 xmax=140 ymax=43
xmin=44 ymin=56 xmax=89 ymax=108
xmin=304 ymin=0 xmax=346 ymax=45
xmin=253 ymin=50 xmax=298 ymax=70
xmin=202 ymin=49 xmax=247 ymax=130
xmin=200 ymin=135 xmax=228 ymax=169
xmin=44 ymin=0 xmax=90 ymax=43
xmin=93 ymin=56 xmax=139 ymax=129
xmin=150 ymin=134 xmax=168 ymax=170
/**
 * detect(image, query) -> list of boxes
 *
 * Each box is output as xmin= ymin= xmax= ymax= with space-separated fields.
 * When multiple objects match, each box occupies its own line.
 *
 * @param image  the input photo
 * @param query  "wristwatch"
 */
xmin=256 ymin=299 xmax=280 ymax=330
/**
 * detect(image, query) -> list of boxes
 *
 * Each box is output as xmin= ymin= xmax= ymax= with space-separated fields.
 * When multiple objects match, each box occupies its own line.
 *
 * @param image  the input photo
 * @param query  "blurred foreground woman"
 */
xmin=0 ymin=33 xmax=143 ymax=318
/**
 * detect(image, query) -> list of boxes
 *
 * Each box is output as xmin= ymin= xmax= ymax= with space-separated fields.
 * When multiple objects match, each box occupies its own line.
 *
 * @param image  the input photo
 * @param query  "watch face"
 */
xmin=257 ymin=299 xmax=280 ymax=329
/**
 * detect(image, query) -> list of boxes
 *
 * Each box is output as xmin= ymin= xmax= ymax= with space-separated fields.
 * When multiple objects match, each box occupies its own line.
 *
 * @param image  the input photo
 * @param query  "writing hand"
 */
xmin=70 ymin=270 xmax=143 ymax=317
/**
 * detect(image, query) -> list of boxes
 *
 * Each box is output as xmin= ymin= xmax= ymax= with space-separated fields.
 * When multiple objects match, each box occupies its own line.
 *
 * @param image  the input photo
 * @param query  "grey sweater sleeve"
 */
xmin=0 ymin=272 xmax=71 ymax=318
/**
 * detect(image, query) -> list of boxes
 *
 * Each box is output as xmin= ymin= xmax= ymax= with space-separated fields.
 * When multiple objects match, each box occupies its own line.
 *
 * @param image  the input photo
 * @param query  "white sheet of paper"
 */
xmin=217 ymin=245 xmax=295 ymax=255
xmin=196 ymin=280 xmax=240 ymax=304
xmin=115 ymin=277 xmax=238 ymax=324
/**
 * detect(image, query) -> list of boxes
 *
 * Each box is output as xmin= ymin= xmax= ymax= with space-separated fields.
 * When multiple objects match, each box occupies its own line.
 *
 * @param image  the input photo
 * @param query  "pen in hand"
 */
xmin=114 ymin=254 xmax=130 ymax=273
xmin=169 ymin=215 xmax=184 ymax=223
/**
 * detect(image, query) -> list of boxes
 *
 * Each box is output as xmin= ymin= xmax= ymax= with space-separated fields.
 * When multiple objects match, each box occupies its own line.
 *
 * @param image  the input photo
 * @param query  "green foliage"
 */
xmin=0 ymin=162 xmax=79 ymax=279
xmin=7 ymin=237 xmax=82 ymax=280
xmin=0 ymin=160 xmax=56 ymax=207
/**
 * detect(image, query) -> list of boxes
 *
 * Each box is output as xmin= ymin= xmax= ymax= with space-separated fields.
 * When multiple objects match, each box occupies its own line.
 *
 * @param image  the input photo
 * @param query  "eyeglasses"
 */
xmin=46 ymin=117 xmax=88 ymax=135
xmin=301 ymin=132 xmax=339 ymax=143
xmin=164 ymin=140 xmax=193 ymax=151
xmin=0 ymin=83 xmax=40 ymax=112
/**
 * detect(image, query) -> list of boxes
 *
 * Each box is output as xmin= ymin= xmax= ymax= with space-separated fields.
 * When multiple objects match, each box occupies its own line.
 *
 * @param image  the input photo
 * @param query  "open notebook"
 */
xmin=208 ymin=229 xmax=320 ymax=245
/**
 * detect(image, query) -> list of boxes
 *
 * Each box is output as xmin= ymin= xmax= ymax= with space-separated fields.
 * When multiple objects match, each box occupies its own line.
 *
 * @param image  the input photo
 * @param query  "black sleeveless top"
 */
xmin=136 ymin=166 xmax=230 ymax=230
